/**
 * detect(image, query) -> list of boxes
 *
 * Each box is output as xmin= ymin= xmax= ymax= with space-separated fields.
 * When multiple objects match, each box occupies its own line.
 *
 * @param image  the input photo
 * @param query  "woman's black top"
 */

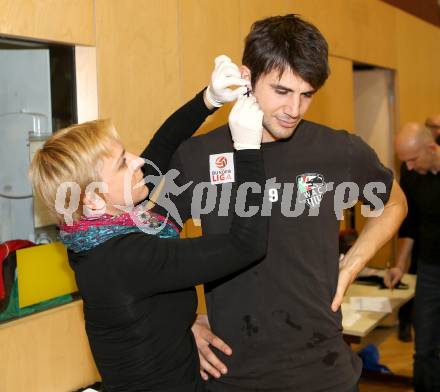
xmin=68 ymin=90 xmax=268 ymax=392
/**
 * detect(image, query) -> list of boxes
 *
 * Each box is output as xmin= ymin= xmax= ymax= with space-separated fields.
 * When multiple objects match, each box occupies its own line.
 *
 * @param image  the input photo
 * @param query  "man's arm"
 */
xmin=331 ymin=180 xmax=407 ymax=311
xmin=383 ymin=163 xmax=417 ymax=288
xmin=383 ymin=237 xmax=414 ymax=288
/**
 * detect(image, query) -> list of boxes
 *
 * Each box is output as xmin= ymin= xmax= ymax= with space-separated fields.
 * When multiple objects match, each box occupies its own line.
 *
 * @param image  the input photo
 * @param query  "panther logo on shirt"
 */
xmin=296 ymin=173 xmax=327 ymax=208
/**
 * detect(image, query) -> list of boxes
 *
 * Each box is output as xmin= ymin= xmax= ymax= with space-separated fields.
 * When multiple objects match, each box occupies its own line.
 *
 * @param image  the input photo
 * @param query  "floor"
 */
xmin=356 ymin=328 xmax=414 ymax=391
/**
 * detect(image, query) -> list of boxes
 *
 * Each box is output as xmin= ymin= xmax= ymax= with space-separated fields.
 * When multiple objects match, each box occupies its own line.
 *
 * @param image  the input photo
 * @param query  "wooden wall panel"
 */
xmin=95 ymin=0 xmax=181 ymax=155
xmin=305 ymin=56 xmax=355 ymax=132
xmin=395 ymin=9 xmax=440 ymax=126
xmin=293 ymin=0 xmax=396 ymax=68
xmin=347 ymin=0 xmax=397 ymax=69
xmin=238 ymin=0 xmax=294 ymax=42
xmin=177 ymin=0 xmax=242 ymax=134
xmin=291 ymin=0 xmax=356 ymax=61
xmin=256 ymin=0 xmax=398 ymax=69
xmin=0 ymin=301 xmax=99 ymax=392
xmin=0 ymin=0 xmax=94 ymax=45
xmin=238 ymin=0 xmax=354 ymax=63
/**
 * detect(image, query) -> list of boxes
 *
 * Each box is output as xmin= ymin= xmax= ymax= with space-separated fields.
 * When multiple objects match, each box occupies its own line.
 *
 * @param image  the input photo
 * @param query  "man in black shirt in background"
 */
xmin=385 ymin=123 xmax=440 ymax=392
xmin=170 ymin=14 xmax=407 ymax=392
xmin=390 ymin=114 xmax=440 ymax=343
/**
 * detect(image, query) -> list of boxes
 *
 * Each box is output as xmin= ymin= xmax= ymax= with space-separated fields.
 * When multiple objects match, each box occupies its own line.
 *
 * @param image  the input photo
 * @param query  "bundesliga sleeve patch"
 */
xmin=209 ymin=153 xmax=235 ymax=185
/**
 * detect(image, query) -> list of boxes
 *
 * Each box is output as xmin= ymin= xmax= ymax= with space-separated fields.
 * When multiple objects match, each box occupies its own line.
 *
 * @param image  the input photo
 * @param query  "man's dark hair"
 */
xmin=242 ymin=14 xmax=330 ymax=90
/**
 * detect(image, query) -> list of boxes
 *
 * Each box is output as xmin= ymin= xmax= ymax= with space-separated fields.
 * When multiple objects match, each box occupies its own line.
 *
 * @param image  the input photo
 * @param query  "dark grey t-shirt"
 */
xmin=169 ymin=120 xmax=393 ymax=391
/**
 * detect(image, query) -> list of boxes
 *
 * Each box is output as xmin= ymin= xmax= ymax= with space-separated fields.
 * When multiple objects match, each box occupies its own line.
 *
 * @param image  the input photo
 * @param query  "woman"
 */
xmin=29 ymin=56 xmax=268 ymax=392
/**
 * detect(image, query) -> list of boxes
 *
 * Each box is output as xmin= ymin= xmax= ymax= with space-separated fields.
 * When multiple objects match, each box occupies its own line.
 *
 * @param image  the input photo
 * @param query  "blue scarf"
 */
xmin=60 ymin=206 xmax=179 ymax=253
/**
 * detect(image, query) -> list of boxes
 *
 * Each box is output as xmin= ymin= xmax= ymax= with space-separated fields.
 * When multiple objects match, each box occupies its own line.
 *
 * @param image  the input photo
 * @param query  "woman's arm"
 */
xmin=140 ymin=89 xmax=215 ymax=177
xmin=114 ymin=149 xmax=268 ymax=296
xmin=141 ymin=55 xmax=249 ymax=178
xmin=115 ymin=96 xmax=267 ymax=296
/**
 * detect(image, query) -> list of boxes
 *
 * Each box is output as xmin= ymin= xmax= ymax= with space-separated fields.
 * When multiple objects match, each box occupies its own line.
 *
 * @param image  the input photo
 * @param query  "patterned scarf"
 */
xmin=60 ymin=205 xmax=179 ymax=253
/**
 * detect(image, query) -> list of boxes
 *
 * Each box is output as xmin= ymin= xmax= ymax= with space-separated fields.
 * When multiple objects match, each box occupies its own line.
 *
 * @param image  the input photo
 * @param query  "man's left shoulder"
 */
xmin=179 ymin=125 xmax=232 ymax=155
xmin=300 ymin=120 xmax=352 ymax=152
xmin=302 ymin=120 xmax=351 ymax=140
xmin=304 ymin=120 xmax=377 ymax=154
xmin=171 ymin=125 xmax=233 ymax=180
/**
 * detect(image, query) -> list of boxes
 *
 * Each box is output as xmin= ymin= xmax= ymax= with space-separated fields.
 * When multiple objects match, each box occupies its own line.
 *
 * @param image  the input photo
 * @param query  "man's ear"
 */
xmin=240 ymin=65 xmax=251 ymax=83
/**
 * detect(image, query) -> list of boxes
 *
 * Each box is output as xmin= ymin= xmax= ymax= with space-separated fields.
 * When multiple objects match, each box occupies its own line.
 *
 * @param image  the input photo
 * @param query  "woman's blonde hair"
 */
xmin=29 ymin=119 xmax=120 ymax=224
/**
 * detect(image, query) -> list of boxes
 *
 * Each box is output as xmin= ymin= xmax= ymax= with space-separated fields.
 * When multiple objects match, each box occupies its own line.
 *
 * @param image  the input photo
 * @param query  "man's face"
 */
xmin=250 ymin=68 xmax=315 ymax=142
xmin=397 ymin=144 xmax=433 ymax=175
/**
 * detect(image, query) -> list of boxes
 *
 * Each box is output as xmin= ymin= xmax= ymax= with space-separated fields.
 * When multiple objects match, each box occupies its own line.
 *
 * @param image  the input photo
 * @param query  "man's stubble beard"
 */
xmin=262 ymin=116 xmax=301 ymax=141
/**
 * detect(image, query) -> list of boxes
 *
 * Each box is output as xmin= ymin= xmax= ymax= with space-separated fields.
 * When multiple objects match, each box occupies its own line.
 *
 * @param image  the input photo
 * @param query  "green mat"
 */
xmin=0 ymin=277 xmax=73 ymax=322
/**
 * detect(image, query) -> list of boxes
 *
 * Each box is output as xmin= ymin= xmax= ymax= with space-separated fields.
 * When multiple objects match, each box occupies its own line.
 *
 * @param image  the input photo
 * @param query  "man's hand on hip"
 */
xmin=191 ymin=314 xmax=232 ymax=380
xmin=331 ymin=266 xmax=356 ymax=312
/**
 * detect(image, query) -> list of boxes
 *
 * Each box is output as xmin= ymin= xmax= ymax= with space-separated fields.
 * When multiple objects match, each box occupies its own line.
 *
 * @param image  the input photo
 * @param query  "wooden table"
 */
xmin=342 ymin=272 xmax=416 ymax=343
xmin=342 ymin=272 xmax=416 ymax=385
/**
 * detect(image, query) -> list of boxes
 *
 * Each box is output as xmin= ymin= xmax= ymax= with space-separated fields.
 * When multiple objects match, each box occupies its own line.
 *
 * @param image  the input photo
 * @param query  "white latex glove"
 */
xmin=229 ymin=95 xmax=263 ymax=150
xmin=205 ymin=55 xmax=250 ymax=107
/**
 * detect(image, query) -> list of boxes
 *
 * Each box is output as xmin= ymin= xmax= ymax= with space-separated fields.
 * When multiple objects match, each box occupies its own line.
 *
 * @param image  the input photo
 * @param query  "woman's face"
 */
xmin=98 ymin=140 xmax=148 ymax=214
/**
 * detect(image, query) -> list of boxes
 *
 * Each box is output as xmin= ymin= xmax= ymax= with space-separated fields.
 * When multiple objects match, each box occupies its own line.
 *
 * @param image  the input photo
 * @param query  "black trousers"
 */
xmin=399 ymin=254 xmax=418 ymax=326
xmin=413 ymin=262 xmax=440 ymax=392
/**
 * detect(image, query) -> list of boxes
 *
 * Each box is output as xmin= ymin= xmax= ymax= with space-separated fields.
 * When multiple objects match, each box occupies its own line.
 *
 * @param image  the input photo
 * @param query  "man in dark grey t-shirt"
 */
xmin=169 ymin=14 xmax=407 ymax=392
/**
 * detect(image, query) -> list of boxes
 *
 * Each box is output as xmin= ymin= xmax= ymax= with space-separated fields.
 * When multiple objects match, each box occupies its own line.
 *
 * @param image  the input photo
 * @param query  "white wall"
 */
xmin=0 ymin=49 xmax=52 ymax=241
